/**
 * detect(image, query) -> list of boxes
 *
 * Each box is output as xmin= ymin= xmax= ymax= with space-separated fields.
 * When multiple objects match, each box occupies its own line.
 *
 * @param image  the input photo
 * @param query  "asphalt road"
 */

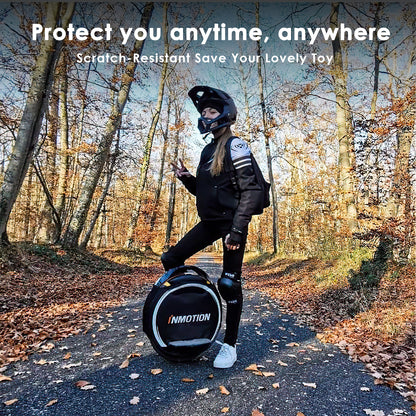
xmin=0 ymin=253 xmax=413 ymax=416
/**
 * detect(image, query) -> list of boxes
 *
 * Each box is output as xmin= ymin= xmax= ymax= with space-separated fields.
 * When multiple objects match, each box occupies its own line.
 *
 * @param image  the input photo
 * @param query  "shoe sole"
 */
xmin=213 ymin=359 xmax=237 ymax=369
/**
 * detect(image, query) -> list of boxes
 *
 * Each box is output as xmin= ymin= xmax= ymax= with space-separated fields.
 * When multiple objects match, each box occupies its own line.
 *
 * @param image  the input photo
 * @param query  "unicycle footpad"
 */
xmin=143 ymin=265 xmax=222 ymax=362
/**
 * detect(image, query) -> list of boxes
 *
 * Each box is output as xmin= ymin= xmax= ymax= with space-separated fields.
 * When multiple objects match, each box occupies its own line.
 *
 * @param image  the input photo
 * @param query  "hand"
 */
xmin=171 ymin=158 xmax=191 ymax=178
xmin=224 ymin=233 xmax=241 ymax=251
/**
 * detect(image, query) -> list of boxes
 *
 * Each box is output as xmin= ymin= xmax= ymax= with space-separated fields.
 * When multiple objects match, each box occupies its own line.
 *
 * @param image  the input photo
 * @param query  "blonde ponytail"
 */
xmin=210 ymin=127 xmax=233 ymax=176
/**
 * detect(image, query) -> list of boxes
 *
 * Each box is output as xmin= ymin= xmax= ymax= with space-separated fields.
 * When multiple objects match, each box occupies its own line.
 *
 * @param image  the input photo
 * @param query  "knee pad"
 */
xmin=161 ymin=251 xmax=183 ymax=271
xmin=218 ymin=271 xmax=242 ymax=303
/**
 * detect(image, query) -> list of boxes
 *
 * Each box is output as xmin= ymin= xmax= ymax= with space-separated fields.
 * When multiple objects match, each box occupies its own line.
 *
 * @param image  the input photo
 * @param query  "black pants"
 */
xmin=161 ymin=220 xmax=246 ymax=346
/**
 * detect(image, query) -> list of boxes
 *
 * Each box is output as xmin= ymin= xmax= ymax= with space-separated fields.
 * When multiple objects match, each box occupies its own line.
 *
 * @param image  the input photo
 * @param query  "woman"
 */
xmin=162 ymin=86 xmax=263 ymax=368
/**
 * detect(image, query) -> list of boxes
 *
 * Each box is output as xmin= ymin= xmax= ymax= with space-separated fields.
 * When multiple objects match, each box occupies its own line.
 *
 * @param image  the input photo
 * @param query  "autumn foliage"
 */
xmin=244 ymin=250 xmax=416 ymax=404
xmin=0 ymin=245 xmax=162 ymax=365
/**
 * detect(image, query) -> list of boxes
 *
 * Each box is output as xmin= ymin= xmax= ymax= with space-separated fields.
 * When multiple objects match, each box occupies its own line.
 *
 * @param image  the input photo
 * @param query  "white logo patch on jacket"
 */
xmin=230 ymin=138 xmax=251 ymax=170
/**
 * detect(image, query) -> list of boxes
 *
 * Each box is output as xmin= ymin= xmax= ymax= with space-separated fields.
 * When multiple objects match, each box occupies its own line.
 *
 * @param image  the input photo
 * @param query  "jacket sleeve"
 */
xmin=178 ymin=174 xmax=197 ymax=196
xmin=229 ymin=138 xmax=263 ymax=231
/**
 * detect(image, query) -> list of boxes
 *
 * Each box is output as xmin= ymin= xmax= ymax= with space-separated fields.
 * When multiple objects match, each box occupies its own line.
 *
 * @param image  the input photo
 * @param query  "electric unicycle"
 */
xmin=143 ymin=265 xmax=222 ymax=362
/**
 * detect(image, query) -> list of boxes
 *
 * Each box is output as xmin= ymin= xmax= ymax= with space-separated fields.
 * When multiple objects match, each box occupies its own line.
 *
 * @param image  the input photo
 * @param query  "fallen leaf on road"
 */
xmin=245 ymin=364 xmax=258 ymax=371
xmin=97 ymin=325 xmax=107 ymax=331
xmin=221 ymin=407 xmax=230 ymax=413
xmin=363 ymin=410 xmax=385 ymax=416
xmin=253 ymin=370 xmax=263 ymax=376
xmin=262 ymin=372 xmax=276 ymax=377
xmin=128 ymin=352 xmax=141 ymax=359
xmin=196 ymin=388 xmax=209 ymax=395
xmin=277 ymin=360 xmax=288 ymax=367
xmin=0 ymin=375 xmax=12 ymax=382
xmin=80 ymin=384 xmax=96 ymax=391
xmin=272 ymin=383 xmax=280 ymax=389
xmin=286 ymin=342 xmax=299 ymax=347
xmin=63 ymin=352 xmax=71 ymax=360
xmin=129 ymin=373 xmax=140 ymax=380
xmin=35 ymin=359 xmax=48 ymax=365
xmin=303 ymin=382 xmax=317 ymax=388
xmin=4 ymin=399 xmax=18 ymax=406
xmin=62 ymin=362 xmax=82 ymax=369
xmin=181 ymin=378 xmax=195 ymax=383
xmin=251 ymin=409 xmax=265 ymax=416
xmin=151 ymin=368 xmax=162 ymax=375
xmin=75 ymin=380 xmax=90 ymax=388
xmin=130 ymin=396 xmax=140 ymax=405
xmin=297 ymin=413 xmax=306 ymax=416
xmin=307 ymin=345 xmax=322 ymax=351
xmin=219 ymin=385 xmax=230 ymax=395
xmin=46 ymin=399 xmax=58 ymax=406
xmin=136 ymin=342 xmax=144 ymax=347
xmin=208 ymin=374 xmax=214 ymax=379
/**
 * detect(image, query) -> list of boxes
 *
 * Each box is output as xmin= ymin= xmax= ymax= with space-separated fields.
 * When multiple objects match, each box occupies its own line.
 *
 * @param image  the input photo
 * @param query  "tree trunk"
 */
xmin=165 ymin=180 xmax=176 ymax=249
xmin=66 ymin=62 xmax=92 ymax=231
xmin=0 ymin=3 xmax=74 ymax=244
xmin=256 ymin=2 xmax=279 ymax=253
xmin=387 ymin=93 xmax=415 ymax=218
xmin=63 ymin=2 xmax=154 ymax=248
xmin=164 ymin=101 xmax=182 ymax=249
xmin=22 ymin=166 xmax=34 ymax=241
xmin=150 ymin=95 xmax=172 ymax=232
xmin=330 ymin=3 xmax=358 ymax=234
xmin=80 ymin=131 xmax=120 ymax=249
xmin=36 ymin=80 xmax=59 ymax=243
xmin=238 ymin=42 xmax=253 ymax=145
xmin=55 ymin=54 xmax=70 ymax=225
xmin=125 ymin=3 xmax=169 ymax=248
xmin=370 ymin=3 xmax=383 ymax=120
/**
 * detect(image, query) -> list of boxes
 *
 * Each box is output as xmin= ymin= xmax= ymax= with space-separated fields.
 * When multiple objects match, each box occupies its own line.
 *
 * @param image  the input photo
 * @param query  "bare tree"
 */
xmin=330 ymin=3 xmax=358 ymax=233
xmin=125 ymin=2 xmax=170 ymax=248
xmin=63 ymin=2 xmax=154 ymax=248
xmin=0 ymin=3 xmax=74 ymax=244
xmin=80 ymin=131 xmax=120 ymax=249
xmin=149 ymin=95 xmax=172 ymax=232
xmin=36 ymin=79 xmax=59 ymax=242
xmin=164 ymin=98 xmax=183 ymax=249
xmin=256 ymin=2 xmax=279 ymax=253
xmin=55 ymin=52 xmax=70 ymax=224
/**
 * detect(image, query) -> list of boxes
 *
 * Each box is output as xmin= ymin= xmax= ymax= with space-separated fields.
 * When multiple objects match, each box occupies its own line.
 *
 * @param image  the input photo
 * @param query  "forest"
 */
xmin=0 ymin=2 xmax=414 ymax=259
xmin=0 ymin=2 xmax=415 ymax=411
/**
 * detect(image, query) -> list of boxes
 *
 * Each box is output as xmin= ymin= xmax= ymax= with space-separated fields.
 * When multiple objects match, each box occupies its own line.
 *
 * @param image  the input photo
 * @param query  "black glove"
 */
xmin=227 ymin=227 xmax=244 ymax=246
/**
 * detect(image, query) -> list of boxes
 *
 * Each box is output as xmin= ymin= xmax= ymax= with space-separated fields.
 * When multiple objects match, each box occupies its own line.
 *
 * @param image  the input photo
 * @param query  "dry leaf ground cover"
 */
xmin=0 ymin=244 xmax=162 ymax=365
xmin=243 ymin=248 xmax=415 ymax=406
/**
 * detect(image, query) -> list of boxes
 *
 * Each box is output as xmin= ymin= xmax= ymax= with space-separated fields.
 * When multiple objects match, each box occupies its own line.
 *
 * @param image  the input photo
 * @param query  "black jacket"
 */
xmin=179 ymin=137 xmax=263 ymax=232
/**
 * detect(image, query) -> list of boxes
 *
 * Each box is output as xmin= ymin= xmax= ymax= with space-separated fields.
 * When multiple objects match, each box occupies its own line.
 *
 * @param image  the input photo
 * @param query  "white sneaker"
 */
xmin=213 ymin=343 xmax=237 ymax=368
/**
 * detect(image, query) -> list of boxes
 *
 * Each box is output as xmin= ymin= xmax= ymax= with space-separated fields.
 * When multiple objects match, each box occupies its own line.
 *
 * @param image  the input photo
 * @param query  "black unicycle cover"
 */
xmin=143 ymin=265 xmax=222 ymax=362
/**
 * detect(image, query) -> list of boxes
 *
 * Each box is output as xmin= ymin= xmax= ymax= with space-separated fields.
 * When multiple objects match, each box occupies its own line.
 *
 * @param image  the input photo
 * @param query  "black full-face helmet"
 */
xmin=188 ymin=86 xmax=237 ymax=134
